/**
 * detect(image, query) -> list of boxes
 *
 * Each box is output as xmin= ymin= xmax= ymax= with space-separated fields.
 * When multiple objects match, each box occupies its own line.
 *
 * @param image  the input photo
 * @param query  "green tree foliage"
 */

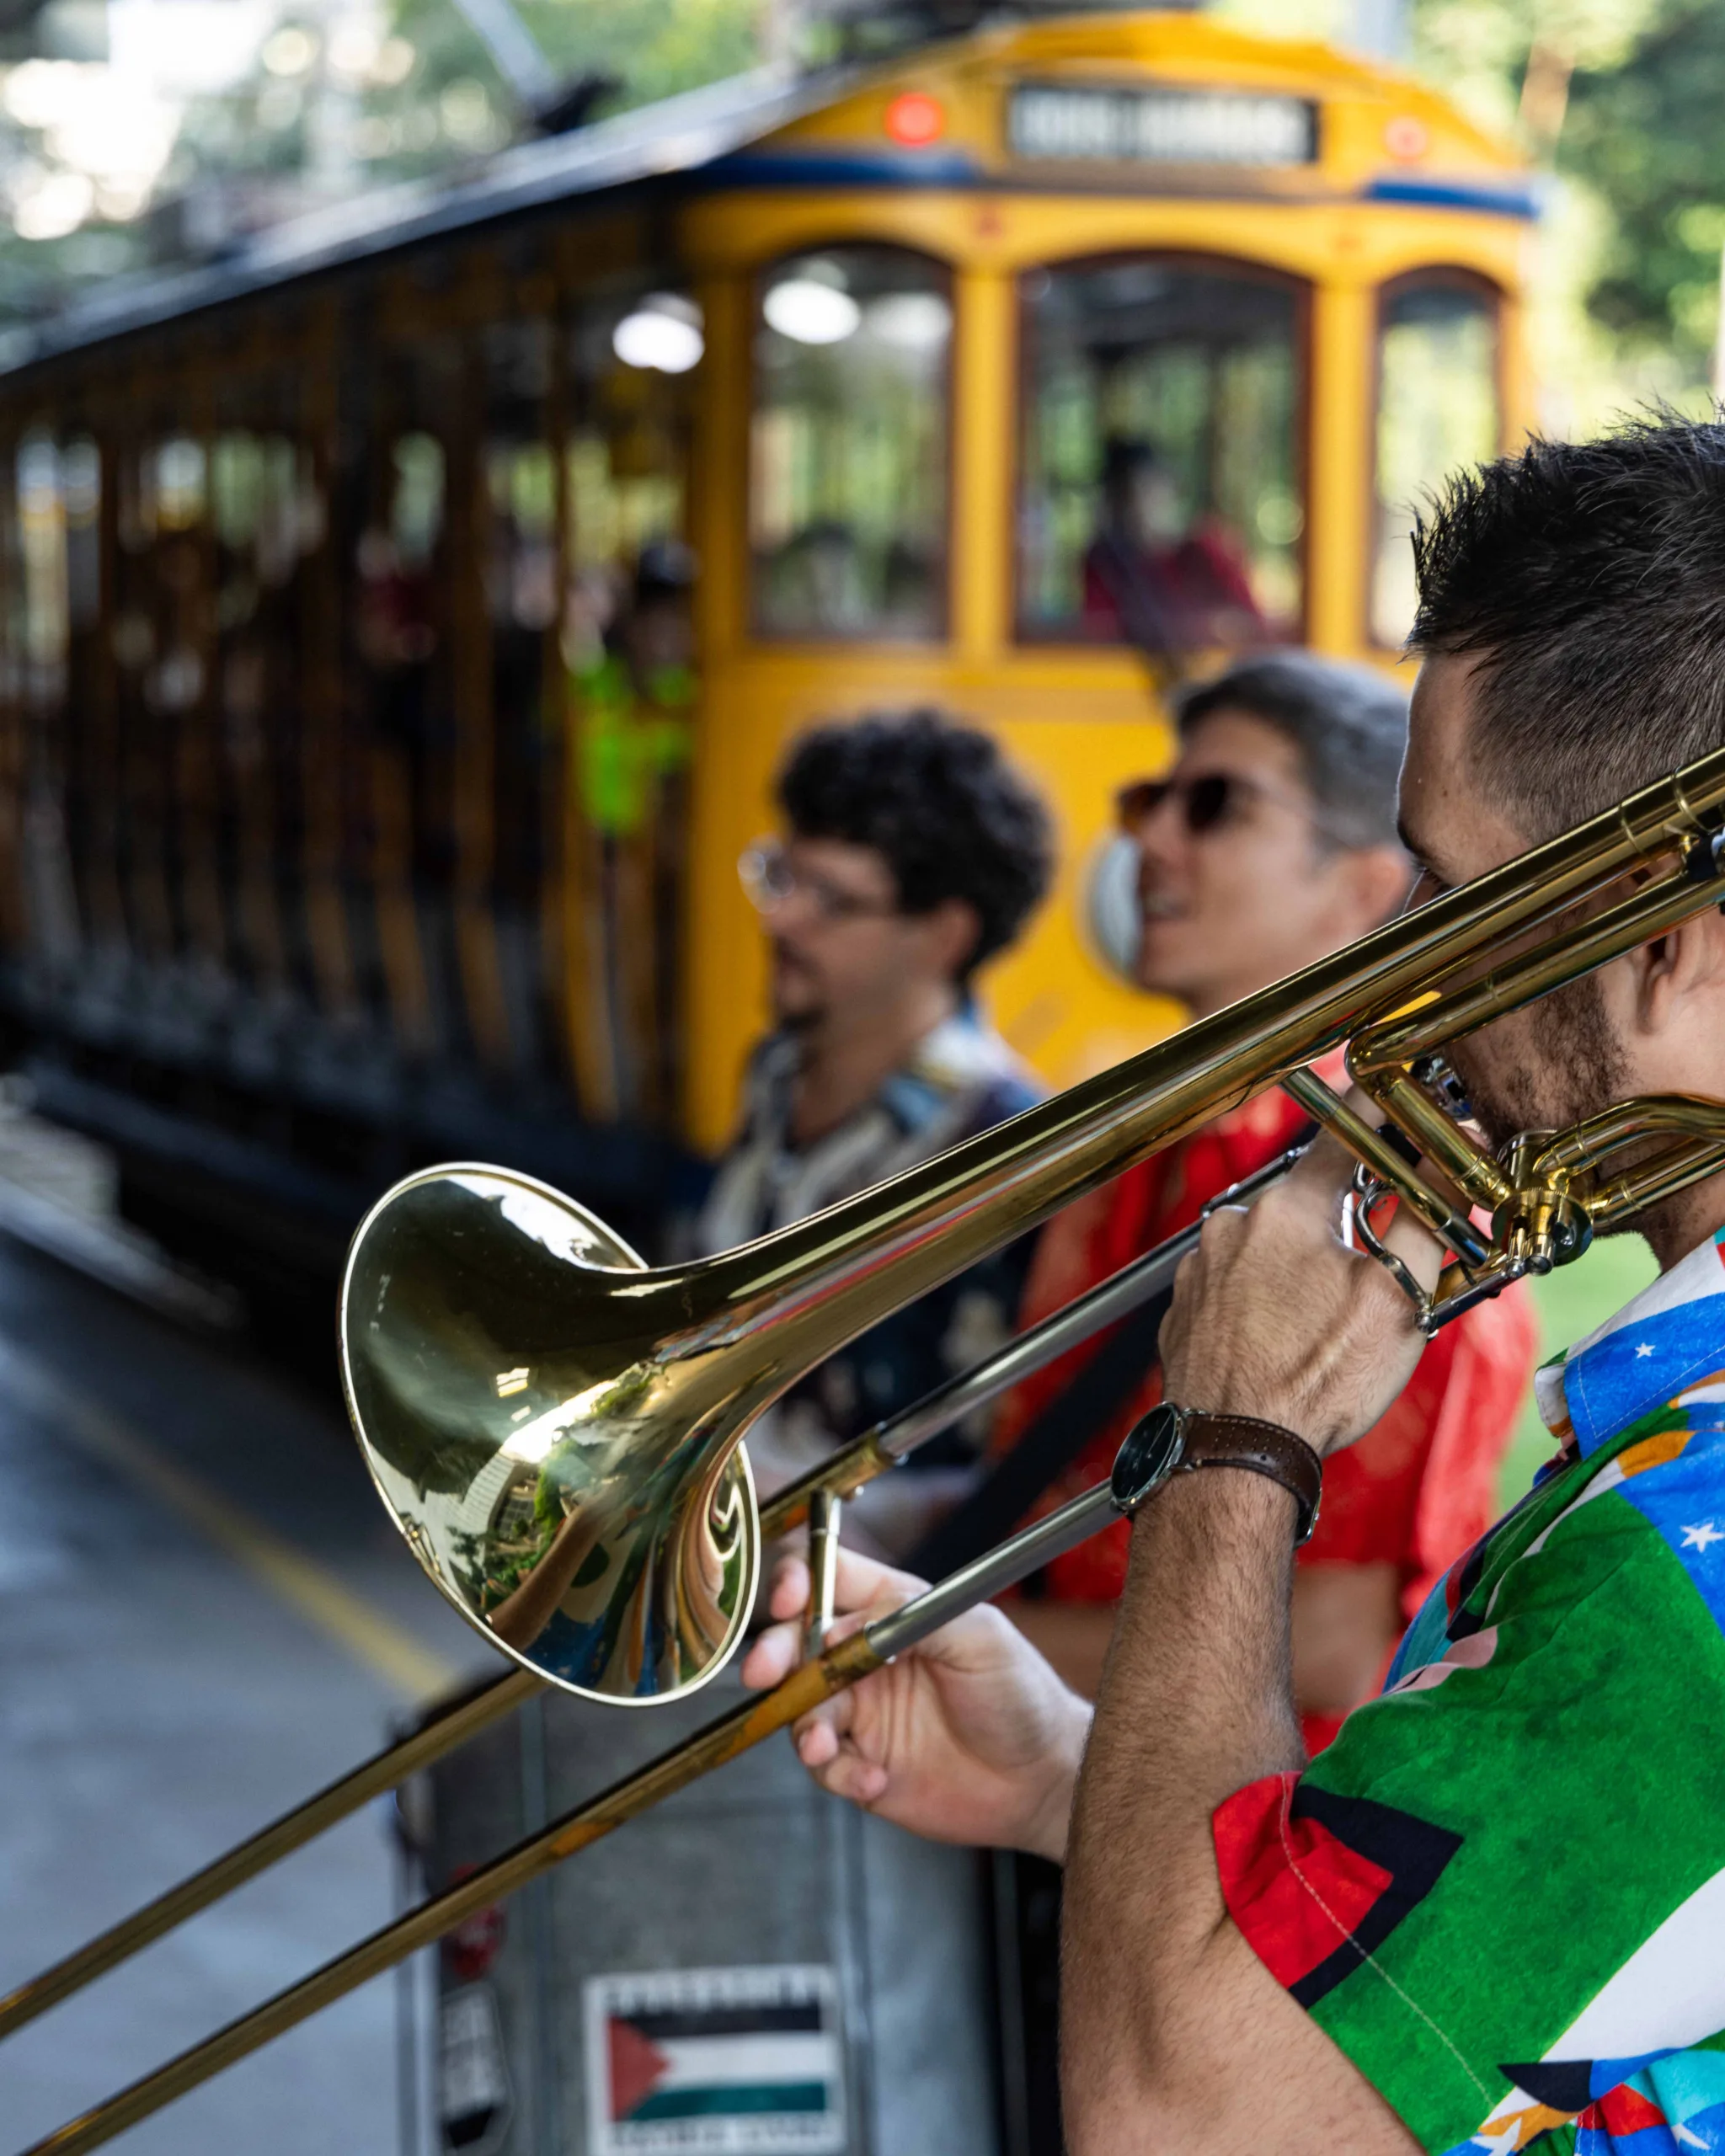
xmin=1562 ymin=4 xmax=1725 ymax=372
xmin=1403 ymin=0 xmax=1725 ymax=387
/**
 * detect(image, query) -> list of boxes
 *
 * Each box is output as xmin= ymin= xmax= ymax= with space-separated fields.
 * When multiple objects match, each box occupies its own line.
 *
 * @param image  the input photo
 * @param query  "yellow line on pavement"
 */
xmin=2 ymin=1345 xmax=461 ymax=1701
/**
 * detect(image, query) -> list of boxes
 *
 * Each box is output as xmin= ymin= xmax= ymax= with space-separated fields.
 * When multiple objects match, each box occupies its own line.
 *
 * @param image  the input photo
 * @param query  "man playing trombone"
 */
xmin=747 ymin=417 xmax=1725 ymax=2154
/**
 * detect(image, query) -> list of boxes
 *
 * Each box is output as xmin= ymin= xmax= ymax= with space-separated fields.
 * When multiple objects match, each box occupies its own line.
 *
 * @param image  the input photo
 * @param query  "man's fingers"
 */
xmin=777 ymin=1541 xmax=925 ymax=1623
xmin=827 ymin=1544 xmax=927 ymax=1613
xmin=744 ymin=1570 xmax=923 ymax=1695
xmin=791 ymin=1690 xmax=889 ymax=1807
xmin=766 ymin=1556 xmax=811 ymax=1622
xmin=805 ymin=1748 xmax=889 ymax=1808
xmin=1281 ymin=1117 xmax=1365 ymax=1213
xmin=1378 ymin=1188 xmax=1447 ymax=1294
xmin=740 ymin=1620 xmax=801 ymax=1692
xmin=791 ymin=1678 xmax=857 ymax=1757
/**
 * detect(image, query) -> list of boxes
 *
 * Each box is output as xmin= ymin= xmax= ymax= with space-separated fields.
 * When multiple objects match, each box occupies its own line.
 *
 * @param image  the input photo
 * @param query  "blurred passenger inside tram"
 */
xmin=760 ymin=517 xmax=871 ymax=637
xmin=1082 ymin=435 xmax=1267 ymax=653
xmin=990 ymin=653 xmax=1537 ymax=1751
xmin=690 ymin=709 xmax=1053 ymax=1556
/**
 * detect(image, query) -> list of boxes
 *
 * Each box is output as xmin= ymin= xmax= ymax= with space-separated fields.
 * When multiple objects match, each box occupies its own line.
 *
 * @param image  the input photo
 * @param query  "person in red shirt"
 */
xmin=1081 ymin=437 xmax=1268 ymax=652
xmin=992 ymin=652 xmax=1537 ymax=1752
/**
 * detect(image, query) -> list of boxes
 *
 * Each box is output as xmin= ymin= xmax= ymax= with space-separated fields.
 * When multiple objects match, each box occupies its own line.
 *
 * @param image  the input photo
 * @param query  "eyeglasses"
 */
xmin=738 ymin=840 xmax=900 ymax=924
xmin=1116 ymin=770 xmax=1348 ymax=846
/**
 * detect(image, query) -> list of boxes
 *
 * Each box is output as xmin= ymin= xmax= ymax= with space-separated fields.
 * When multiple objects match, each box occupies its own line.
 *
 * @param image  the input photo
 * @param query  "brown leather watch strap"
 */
xmin=1176 ymin=1412 xmax=1323 ymax=1545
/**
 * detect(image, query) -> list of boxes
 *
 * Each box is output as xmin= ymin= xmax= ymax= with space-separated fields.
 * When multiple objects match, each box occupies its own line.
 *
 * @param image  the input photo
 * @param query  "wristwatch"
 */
xmin=1110 ymin=1402 xmax=1323 ymax=1545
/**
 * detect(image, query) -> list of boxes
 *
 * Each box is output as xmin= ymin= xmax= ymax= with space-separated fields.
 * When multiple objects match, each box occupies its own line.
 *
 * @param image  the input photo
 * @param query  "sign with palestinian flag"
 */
xmin=584 ymin=1965 xmax=846 ymax=2153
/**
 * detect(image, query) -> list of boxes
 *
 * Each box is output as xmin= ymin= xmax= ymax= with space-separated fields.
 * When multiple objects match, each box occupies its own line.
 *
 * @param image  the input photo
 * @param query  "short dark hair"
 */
xmin=1103 ymin=435 xmax=1164 ymax=497
xmin=1174 ymin=650 xmax=1408 ymax=851
xmin=777 ymin=709 xmax=1053 ymax=979
xmin=1410 ymin=414 xmax=1725 ymax=838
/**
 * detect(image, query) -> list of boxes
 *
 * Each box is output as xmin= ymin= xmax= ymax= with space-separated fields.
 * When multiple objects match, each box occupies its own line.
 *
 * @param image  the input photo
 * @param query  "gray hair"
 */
xmin=1173 ymin=650 xmax=1409 ymax=852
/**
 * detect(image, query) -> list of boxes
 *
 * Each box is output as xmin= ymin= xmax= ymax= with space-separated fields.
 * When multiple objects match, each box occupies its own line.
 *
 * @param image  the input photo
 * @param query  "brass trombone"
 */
xmin=0 ymin=1148 xmax=1262 ymax=2040
xmin=19 ymin=746 xmax=1725 ymax=2155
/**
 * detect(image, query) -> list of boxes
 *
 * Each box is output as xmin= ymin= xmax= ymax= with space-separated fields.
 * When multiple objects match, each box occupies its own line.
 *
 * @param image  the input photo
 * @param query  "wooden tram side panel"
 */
xmin=448 ymin=264 xmax=515 ymax=1079
xmin=549 ymin=205 xmax=697 ymax=1132
xmin=540 ymin=243 xmax=583 ymax=1119
xmin=52 ymin=388 xmax=100 ymax=988
xmin=361 ymin=279 xmax=437 ymax=1065
xmin=230 ymin=356 xmax=291 ymax=1006
xmin=0 ymin=424 xmax=26 ymax=972
xmin=557 ymin=226 xmax=637 ymax=1129
xmin=175 ymin=350 xmax=230 ymax=987
xmin=552 ymin=244 xmax=622 ymax=1127
xmin=489 ymin=265 xmax=558 ymax=1099
xmin=72 ymin=393 xmax=109 ymax=985
xmin=298 ymin=295 xmax=359 ymax=1027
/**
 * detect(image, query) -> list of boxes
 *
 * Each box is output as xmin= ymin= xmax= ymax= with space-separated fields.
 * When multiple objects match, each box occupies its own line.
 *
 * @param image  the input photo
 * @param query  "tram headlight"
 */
xmin=612 ymin=295 xmax=705 ymax=374
xmin=762 ymin=277 xmax=861 ymax=346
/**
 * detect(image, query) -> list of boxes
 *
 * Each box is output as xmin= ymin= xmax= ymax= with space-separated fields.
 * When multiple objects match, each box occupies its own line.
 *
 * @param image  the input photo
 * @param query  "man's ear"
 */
xmin=1632 ymin=909 xmax=1725 ymax=1035
xmin=923 ymin=897 xmax=984 ymax=984
xmin=1338 ymin=846 xmax=1418 ymax=933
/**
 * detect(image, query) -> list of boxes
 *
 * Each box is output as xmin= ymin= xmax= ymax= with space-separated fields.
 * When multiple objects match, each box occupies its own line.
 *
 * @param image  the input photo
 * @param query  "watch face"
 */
xmin=1111 ymin=1402 xmax=1186 ymax=1515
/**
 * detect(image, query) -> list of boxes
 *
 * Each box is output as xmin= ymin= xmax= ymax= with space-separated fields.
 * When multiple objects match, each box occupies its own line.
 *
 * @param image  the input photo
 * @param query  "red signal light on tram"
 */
xmin=885 ymin=91 xmax=946 ymax=146
xmin=1384 ymin=114 xmax=1429 ymax=161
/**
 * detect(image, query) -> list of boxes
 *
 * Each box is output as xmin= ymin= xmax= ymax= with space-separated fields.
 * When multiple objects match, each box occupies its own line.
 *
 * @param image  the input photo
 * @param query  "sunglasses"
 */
xmin=1116 ymin=770 xmax=1349 ymax=846
xmin=738 ymin=840 xmax=900 ymax=925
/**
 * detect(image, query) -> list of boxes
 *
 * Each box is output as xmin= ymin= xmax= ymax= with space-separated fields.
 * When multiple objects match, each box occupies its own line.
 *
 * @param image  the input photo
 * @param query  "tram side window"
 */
xmin=1019 ymin=258 xmax=1302 ymax=650
xmin=751 ymin=246 xmax=952 ymax=641
xmin=1371 ymin=275 xmax=1500 ymax=648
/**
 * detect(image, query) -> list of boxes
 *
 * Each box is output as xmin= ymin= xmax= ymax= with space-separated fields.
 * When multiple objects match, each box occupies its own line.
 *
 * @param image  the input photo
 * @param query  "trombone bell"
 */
xmin=340 ymin=1165 xmax=758 ymax=1705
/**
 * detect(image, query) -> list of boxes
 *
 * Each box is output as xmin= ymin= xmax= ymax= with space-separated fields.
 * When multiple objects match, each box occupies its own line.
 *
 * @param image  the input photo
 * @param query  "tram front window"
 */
xmin=1019 ymin=258 xmax=1302 ymax=651
xmin=750 ymin=246 xmax=952 ymax=641
xmin=1371 ymin=275 xmax=1500 ymax=648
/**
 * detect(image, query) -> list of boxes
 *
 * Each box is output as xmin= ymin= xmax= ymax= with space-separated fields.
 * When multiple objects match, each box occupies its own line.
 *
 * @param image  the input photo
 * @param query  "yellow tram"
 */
xmin=0 ymin=7 xmax=1533 ymax=1249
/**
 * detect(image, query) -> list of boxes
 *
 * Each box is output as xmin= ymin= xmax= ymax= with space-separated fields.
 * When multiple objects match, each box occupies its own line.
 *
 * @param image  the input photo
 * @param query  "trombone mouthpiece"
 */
xmin=339 ymin=1164 xmax=759 ymax=1707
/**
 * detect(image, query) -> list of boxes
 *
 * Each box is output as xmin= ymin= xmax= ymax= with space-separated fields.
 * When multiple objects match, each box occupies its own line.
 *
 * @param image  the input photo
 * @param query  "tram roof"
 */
xmin=0 ymin=8 xmax=1535 ymax=378
xmin=0 ymin=59 xmax=843 ymax=372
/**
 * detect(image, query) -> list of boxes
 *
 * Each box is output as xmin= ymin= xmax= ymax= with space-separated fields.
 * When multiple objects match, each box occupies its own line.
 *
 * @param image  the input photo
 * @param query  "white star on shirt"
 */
xmin=1636 ymin=1342 xmax=1656 ymax=1358
xmin=1681 ymin=1521 xmax=1725 ymax=1552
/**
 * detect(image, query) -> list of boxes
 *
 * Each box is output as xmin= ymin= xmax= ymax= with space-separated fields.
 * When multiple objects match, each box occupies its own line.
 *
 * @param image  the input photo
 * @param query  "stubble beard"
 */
xmin=1453 ymin=972 xmax=1629 ymax=1153
xmin=1448 ymin=971 xmax=1685 ymax=1247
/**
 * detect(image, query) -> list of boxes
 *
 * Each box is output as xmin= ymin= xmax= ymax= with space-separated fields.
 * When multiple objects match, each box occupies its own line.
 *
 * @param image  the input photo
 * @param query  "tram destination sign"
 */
xmin=1008 ymin=83 xmax=1318 ymax=168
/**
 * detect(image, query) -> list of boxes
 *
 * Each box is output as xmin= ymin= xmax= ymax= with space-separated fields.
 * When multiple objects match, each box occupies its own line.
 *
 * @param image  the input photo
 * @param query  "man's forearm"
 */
xmin=1060 ymin=1468 xmax=1305 ymax=2141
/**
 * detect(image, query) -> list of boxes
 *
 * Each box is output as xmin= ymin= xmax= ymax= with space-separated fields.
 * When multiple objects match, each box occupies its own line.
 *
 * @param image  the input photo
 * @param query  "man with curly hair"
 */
xmin=691 ymin=707 xmax=1053 ymax=1553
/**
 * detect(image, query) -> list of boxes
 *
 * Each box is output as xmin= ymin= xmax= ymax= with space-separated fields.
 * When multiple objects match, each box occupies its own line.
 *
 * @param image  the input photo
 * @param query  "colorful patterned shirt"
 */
xmin=1214 ymin=1225 xmax=1725 ymax=2154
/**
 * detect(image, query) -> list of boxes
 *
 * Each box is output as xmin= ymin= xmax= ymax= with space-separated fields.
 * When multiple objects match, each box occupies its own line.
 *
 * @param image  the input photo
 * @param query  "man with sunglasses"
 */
xmin=991 ymin=654 xmax=1536 ymax=1748
xmin=690 ymin=707 xmax=1053 ymax=1551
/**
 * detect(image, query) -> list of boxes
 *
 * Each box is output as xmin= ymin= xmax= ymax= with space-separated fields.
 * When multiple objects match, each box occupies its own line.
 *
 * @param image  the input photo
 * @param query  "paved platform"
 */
xmin=0 ymin=1201 xmax=497 ymax=2154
